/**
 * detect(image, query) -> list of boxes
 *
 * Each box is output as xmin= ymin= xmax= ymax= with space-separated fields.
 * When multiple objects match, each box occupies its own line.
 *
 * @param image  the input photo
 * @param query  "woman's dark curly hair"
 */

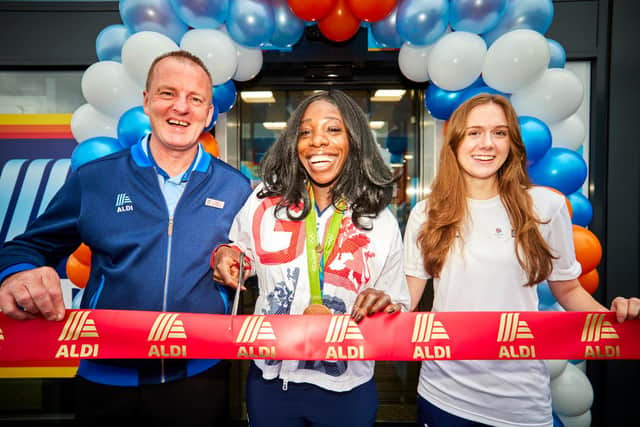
xmin=258 ymin=89 xmax=397 ymax=230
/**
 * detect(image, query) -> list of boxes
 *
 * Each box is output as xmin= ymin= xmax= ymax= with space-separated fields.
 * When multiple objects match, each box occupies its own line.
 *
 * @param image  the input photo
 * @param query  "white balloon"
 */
xmin=180 ymin=29 xmax=238 ymax=86
xmin=549 ymin=114 xmax=586 ymax=151
xmin=482 ymin=29 xmax=550 ymax=93
xmin=121 ymin=31 xmax=179 ymax=88
xmin=559 ymin=410 xmax=592 ymax=427
xmin=427 ymin=31 xmax=487 ymax=91
xmin=511 ymin=68 xmax=584 ymax=124
xmin=81 ymin=61 xmax=143 ymax=119
xmin=572 ymin=360 xmax=587 ymax=373
xmin=550 ymin=363 xmax=594 ymax=417
xmin=398 ymin=42 xmax=432 ymax=83
xmin=546 ymin=359 xmax=568 ymax=380
xmin=233 ymin=43 xmax=263 ymax=82
xmin=70 ymin=103 xmax=118 ymax=143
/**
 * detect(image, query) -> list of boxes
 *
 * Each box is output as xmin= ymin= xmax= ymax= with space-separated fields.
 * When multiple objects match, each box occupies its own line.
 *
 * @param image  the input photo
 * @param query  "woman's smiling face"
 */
xmin=297 ymin=99 xmax=350 ymax=190
xmin=456 ymin=102 xmax=511 ymax=190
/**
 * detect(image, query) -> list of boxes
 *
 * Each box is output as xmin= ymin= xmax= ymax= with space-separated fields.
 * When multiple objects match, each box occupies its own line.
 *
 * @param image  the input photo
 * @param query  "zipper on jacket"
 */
xmin=160 ymin=215 xmax=174 ymax=383
xmin=282 ymin=377 xmax=288 ymax=391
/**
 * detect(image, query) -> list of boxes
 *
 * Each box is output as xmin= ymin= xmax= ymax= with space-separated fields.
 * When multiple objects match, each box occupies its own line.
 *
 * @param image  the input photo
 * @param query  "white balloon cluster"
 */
xmin=548 ymin=359 xmax=594 ymax=426
xmin=71 ymin=26 xmax=261 ymax=144
xmin=398 ymin=13 xmax=585 ymax=156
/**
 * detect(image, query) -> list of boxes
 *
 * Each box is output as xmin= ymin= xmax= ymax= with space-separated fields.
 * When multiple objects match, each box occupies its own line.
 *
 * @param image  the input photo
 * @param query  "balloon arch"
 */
xmin=67 ymin=1 xmax=601 ymax=425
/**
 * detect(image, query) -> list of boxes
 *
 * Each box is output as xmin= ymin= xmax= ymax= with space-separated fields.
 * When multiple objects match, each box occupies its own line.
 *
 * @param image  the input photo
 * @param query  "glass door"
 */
xmin=222 ymin=85 xmax=438 ymax=424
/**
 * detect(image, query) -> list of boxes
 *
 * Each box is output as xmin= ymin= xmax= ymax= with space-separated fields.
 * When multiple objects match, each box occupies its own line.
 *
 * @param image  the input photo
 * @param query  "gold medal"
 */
xmin=303 ymin=304 xmax=332 ymax=315
xmin=315 ymin=244 xmax=323 ymax=254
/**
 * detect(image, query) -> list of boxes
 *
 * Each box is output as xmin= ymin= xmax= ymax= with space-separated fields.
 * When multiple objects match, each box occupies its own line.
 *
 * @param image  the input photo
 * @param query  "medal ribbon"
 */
xmin=304 ymin=186 xmax=344 ymax=305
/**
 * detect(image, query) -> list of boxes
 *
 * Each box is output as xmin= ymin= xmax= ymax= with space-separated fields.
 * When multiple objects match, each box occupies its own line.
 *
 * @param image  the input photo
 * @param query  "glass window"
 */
xmin=0 ymin=71 xmax=83 ymax=114
xmin=0 ymin=70 xmax=83 ymax=424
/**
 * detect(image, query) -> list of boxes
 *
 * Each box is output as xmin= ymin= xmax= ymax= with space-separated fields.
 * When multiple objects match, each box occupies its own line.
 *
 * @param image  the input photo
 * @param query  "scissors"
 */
xmin=229 ymin=252 xmax=245 ymax=329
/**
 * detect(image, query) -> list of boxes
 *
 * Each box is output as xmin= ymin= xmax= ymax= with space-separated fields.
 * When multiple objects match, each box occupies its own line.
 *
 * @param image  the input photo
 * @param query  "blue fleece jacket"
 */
xmin=0 ymin=139 xmax=251 ymax=385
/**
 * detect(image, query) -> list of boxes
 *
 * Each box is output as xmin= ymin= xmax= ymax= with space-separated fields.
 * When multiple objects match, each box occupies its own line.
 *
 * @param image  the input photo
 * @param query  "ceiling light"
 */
xmin=240 ymin=91 xmax=276 ymax=103
xmin=369 ymin=121 xmax=386 ymax=129
xmin=371 ymin=89 xmax=406 ymax=102
xmin=263 ymin=122 xmax=287 ymax=131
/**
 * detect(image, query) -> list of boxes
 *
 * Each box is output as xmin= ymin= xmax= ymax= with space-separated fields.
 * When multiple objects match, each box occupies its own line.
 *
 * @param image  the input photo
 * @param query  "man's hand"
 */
xmin=0 ymin=266 xmax=65 ymax=321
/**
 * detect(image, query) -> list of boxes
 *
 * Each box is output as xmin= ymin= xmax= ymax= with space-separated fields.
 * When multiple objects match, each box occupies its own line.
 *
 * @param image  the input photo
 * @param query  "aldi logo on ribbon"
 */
xmin=324 ymin=315 xmax=365 ymax=360
xmin=581 ymin=313 xmax=620 ymax=358
xmin=147 ymin=313 xmax=187 ymax=358
xmin=236 ymin=316 xmax=276 ymax=359
xmin=411 ymin=313 xmax=451 ymax=360
xmin=55 ymin=311 xmax=99 ymax=358
xmin=497 ymin=313 xmax=536 ymax=359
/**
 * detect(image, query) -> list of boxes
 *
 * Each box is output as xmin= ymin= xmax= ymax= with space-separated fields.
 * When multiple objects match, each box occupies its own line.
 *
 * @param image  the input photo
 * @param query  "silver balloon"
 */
xmin=482 ymin=0 xmax=554 ymax=45
xmin=170 ymin=0 xmax=229 ymax=29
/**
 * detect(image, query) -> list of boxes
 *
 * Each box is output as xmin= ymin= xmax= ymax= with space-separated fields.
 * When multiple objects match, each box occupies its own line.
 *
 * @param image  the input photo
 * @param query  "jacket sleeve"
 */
xmin=0 ymin=170 xmax=83 ymax=279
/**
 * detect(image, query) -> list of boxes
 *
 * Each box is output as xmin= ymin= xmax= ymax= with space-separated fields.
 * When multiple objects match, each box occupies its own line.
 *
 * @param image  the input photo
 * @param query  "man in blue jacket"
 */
xmin=0 ymin=50 xmax=252 ymax=426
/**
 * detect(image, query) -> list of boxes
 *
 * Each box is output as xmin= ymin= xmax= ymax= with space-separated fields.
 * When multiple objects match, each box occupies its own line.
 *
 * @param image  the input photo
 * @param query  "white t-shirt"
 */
xmin=404 ymin=186 xmax=581 ymax=427
xmin=230 ymin=185 xmax=410 ymax=392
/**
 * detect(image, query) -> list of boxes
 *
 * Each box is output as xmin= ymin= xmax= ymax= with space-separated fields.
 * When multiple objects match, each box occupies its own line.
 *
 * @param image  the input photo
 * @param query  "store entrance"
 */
xmin=222 ymin=84 xmax=437 ymax=425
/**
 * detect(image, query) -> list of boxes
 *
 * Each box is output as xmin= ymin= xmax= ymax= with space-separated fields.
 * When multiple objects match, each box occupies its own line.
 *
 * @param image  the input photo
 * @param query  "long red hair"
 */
xmin=417 ymin=94 xmax=554 ymax=286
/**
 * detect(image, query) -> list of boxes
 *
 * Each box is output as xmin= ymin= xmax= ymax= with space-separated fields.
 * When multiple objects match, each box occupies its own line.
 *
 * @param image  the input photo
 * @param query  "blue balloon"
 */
xmin=226 ymin=0 xmax=275 ymax=48
xmin=536 ymin=281 xmax=557 ymax=308
xmin=170 ymin=0 xmax=229 ymax=29
xmin=518 ymin=116 xmax=552 ymax=166
xmin=567 ymin=191 xmax=593 ymax=227
xmin=449 ymin=0 xmax=508 ymax=34
xmin=386 ymin=136 xmax=408 ymax=155
xmin=425 ymin=79 xmax=484 ymax=120
xmin=117 ymin=106 xmax=151 ymax=148
xmin=96 ymin=24 xmax=130 ymax=62
xmin=425 ymin=84 xmax=466 ymax=121
xmin=459 ymin=85 xmax=507 ymax=105
xmin=552 ymin=411 xmax=565 ymax=427
xmin=482 ymin=0 xmax=554 ymax=45
xmin=527 ymin=147 xmax=588 ymax=195
xmin=391 ymin=153 xmax=404 ymax=164
xmin=547 ymin=38 xmax=566 ymax=68
xmin=370 ymin=7 xmax=404 ymax=48
xmin=213 ymin=80 xmax=237 ymax=114
xmin=205 ymin=106 xmax=219 ymax=132
xmin=270 ymin=0 xmax=305 ymax=48
xmin=71 ymin=137 xmax=123 ymax=171
xmin=119 ymin=0 xmax=188 ymax=44
xmin=396 ymin=0 xmax=449 ymax=46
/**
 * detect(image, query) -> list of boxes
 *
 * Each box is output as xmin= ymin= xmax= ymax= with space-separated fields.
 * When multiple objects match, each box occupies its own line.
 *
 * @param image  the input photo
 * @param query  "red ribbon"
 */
xmin=1 ymin=310 xmax=638 ymax=362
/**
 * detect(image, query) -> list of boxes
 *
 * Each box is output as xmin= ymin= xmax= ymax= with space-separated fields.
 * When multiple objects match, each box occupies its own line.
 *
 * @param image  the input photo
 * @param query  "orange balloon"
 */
xmin=346 ymin=0 xmax=396 ymax=22
xmin=73 ymin=243 xmax=92 ymax=265
xmin=287 ymin=0 xmax=336 ymax=22
xmin=200 ymin=132 xmax=220 ymax=158
xmin=318 ymin=0 xmax=361 ymax=42
xmin=66 ymin=254 xmax=90 ymax=288
xmin=578 ymin=268 xmax=599 ymax=294
xmin=539 ymin=186 xmax=572 ymax=218
xmin=573 ymin=225 xmax=602 ymax=274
